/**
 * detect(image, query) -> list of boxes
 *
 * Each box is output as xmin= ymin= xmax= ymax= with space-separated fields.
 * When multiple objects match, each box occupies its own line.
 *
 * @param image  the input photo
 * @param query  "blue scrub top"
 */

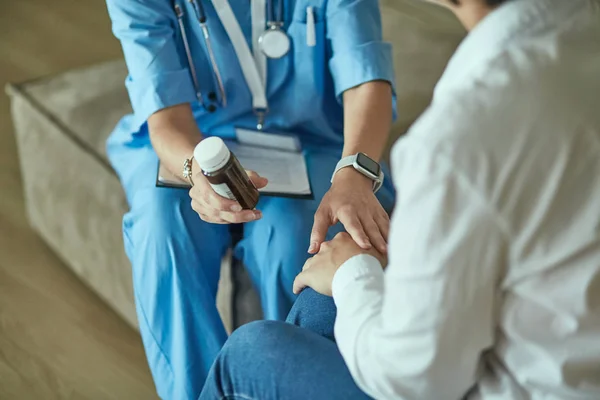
xmin=106 ymin=0 xmax=396 ymax=147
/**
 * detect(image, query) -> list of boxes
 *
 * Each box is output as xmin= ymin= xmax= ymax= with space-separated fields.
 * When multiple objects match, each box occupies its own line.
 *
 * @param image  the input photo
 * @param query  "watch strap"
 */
xmin=331 ymin=154 xmax=384 ymax=193
xmin=331 ymin=155 xmax=357 ymax=180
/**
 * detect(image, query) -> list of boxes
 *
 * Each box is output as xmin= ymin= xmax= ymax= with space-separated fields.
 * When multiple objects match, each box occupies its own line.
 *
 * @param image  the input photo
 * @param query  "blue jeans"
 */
xmin=199 ymin=289 xmax=371 ymax=400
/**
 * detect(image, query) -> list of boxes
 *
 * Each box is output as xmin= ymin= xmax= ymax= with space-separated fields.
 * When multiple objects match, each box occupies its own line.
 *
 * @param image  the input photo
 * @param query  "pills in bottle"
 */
xmin=194 ymin=137 xmax=260 ymax=210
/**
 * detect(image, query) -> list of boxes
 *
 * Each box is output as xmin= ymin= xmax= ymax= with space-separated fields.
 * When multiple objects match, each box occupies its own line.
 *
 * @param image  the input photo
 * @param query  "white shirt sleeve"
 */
xmin=332 ymin=136 xmax=507 ymax=400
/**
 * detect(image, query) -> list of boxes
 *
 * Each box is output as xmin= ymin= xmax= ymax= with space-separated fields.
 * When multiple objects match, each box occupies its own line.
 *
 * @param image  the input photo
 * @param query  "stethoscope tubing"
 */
xmin=173 ymin=0 xmax=286 ymax=112
xmin=173 ymin=0 xmax=227 ymax=110
xmin=190 ymin=0 xmax=228 ymax=107
xmin=175 ymin=4 xmax=203 ymax=105
xmin=267 ymin=0 xmax=284 ymax=26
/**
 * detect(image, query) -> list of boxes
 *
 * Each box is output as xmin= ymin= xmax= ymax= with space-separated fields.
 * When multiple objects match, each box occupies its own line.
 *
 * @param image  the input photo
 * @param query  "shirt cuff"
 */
xmin=125 ymin=68 xmax=198 ymax=129
xmin=332 ymin=254 xmax=384 ymax=303
xmin=329 ymin=41 xmax=397 ymax=119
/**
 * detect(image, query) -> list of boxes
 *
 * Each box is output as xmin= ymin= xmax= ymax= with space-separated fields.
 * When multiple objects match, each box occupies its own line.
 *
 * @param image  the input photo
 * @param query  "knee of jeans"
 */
xmin=285 ymin=288 xmax=337 ymax=340
xmin=209 ymin=321 xmax=291 ymax=397
xmin=222 ymin=321 xmax=283 ymax=360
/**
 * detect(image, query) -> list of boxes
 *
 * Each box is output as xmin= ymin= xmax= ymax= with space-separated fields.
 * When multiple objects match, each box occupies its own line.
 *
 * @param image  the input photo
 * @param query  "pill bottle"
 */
xmin=194 ymin=137 xmax=260 ymax=210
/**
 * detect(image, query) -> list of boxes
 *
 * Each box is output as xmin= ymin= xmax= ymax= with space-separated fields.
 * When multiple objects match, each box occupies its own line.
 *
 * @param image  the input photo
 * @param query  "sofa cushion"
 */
xmin=8 ymin=79 xmax=138 ymax=328
xmin=19 ymin=62 xmax=130 ymax=167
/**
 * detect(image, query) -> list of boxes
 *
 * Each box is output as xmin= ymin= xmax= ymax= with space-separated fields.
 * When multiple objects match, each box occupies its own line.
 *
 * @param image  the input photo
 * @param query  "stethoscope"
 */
xmin=173 ymin=0 xmax=289 ymax=112
xmin=258 ymin=0 xmax=291 ymax=59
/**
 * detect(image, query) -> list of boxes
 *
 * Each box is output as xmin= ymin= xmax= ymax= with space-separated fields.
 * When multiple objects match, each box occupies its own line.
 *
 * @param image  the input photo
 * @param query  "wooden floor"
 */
xmin=0 ymin=1 xmax=157 ymax=398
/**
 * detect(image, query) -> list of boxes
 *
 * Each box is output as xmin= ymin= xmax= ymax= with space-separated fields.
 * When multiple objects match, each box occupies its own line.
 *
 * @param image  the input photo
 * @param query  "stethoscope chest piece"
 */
xmin=259 ymin=25 xmax=290 ymax=59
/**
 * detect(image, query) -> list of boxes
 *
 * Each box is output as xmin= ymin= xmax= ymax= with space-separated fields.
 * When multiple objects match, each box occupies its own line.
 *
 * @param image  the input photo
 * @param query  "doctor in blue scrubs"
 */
xmin=105 ymin=0 xmax=396 ymax=398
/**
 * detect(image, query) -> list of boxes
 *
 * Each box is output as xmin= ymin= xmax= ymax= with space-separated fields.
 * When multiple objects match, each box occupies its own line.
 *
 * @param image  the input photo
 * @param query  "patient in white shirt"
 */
xmin=200 ymin=0 xmax=600 ymax=399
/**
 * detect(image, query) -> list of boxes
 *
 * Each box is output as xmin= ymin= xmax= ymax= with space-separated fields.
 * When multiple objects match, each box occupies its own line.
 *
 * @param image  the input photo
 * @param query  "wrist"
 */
xmin=183 ymin=155 xmax=195 ymax=185
xmin=185 ymin=138 xmax=204 ymax=185
xmin=331 ymin=167 xmax=373 ymax=190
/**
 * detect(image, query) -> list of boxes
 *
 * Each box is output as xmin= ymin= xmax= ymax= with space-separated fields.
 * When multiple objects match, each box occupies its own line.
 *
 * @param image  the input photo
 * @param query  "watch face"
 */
xmin=356 ymin=153 xmax=381 ymax=177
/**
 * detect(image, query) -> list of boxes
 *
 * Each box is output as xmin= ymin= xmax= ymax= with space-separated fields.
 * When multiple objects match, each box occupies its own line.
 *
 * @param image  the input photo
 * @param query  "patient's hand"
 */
xmin=294 ymin=232 xmax=386 ymax=296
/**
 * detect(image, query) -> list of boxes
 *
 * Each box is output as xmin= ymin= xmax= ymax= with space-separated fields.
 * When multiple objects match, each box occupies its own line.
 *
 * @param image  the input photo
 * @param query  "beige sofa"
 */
xmin=6 ymin=0 xmax=464 ymax=332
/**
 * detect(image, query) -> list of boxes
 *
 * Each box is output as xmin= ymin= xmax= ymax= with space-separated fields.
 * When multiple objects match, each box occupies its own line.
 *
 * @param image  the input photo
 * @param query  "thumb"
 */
xmin=293 ymin=271 xmax=310 ymax=295
xmin=246 ymin=170 xmax=269 ymax=189
xmin=309 ymin=208 xmax=330 ymax=254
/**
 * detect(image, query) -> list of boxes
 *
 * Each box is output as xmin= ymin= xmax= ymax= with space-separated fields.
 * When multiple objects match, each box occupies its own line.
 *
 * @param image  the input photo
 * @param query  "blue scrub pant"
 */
xmin=199 ymin=288 xmax=371 ymax=399
xmin=107 ymin=121 xmax=394 ymax=400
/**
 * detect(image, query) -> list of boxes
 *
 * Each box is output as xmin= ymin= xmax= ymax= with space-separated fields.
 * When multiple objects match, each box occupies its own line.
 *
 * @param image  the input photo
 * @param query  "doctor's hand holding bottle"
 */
xmin=189 ymin=166 xmax=268 ymax=224
xmin=148 ymin=103 xmax=269 ymax=225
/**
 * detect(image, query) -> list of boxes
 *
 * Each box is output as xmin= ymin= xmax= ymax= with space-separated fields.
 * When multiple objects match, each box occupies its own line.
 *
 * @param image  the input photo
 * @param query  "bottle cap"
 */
xmin=194 ymin=137 xmax=231 ymax=173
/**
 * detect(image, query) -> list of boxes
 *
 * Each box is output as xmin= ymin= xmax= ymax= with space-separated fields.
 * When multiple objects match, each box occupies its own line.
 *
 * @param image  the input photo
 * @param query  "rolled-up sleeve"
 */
xmin=326 ymin=0 xmax=396 ymax=105
xmin=106 ymin=0 xmax=197 ymax=129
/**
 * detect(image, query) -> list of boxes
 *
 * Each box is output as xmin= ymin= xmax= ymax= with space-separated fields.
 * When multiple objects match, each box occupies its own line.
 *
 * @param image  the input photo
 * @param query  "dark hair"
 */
xmin=484 ymin=0 xmax=510 ymax=5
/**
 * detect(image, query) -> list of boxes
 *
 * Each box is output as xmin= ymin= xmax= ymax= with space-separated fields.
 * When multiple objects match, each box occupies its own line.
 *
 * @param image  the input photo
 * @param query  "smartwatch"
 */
xmin=331 ymin=153 xmax=384 ymax=193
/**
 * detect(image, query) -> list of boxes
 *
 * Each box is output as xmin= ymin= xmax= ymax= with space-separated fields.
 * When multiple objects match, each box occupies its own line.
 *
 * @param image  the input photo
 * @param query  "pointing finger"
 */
xmin=309 ymin=208 xmax=330 ymax=254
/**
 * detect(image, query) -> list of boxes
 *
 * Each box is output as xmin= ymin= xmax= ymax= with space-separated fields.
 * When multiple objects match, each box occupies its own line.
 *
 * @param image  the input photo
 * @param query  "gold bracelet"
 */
xmin=183 ymin=156 xmax=195 ymax=186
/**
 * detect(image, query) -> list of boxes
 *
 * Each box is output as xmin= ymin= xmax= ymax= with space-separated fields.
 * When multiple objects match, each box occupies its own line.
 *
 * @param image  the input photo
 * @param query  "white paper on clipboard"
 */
xmin=235 ymin=128 xmax=301 ymax=152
